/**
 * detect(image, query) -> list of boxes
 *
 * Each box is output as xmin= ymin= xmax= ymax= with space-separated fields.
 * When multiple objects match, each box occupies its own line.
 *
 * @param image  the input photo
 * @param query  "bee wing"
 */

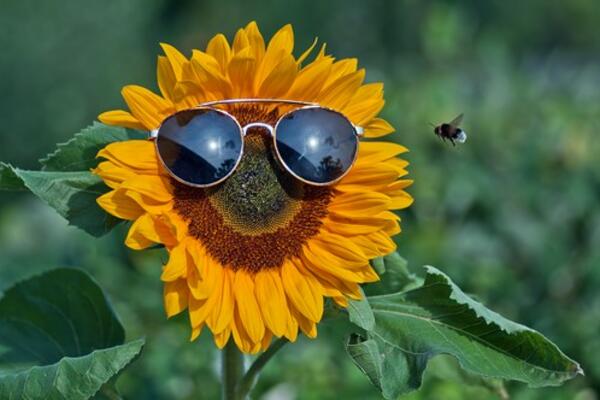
xmin=450 ymin=113 xmax=464 ymax=127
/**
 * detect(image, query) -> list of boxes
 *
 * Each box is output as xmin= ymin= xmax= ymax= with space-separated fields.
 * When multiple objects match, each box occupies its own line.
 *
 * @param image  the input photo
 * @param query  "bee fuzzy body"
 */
xmin=433 ymin=114 xmax=467 ymax=146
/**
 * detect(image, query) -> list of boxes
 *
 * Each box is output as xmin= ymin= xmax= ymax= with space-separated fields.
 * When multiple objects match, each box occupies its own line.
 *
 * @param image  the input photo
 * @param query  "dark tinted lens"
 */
xmin=156 ymin=109 xmax=242 ymax=186
xmin=275 ymin=107 xmax=358 ymax=184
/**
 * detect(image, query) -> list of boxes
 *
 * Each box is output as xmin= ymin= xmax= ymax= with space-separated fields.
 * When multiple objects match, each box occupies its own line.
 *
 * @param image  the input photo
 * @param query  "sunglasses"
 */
xmin=149 ymin=99 xmax=364 ymax=187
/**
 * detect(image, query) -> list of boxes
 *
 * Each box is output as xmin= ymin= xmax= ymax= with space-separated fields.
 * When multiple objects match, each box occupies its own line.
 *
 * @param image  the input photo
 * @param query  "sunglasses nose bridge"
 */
xmin=242 ymin=122 xmax=274 ymax=136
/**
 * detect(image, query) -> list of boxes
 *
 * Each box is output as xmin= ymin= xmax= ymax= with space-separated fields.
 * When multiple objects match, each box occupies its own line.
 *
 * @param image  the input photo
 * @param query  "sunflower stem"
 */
xmin=235 ymin=338 xmax=288 ymax=399
xmin=222 ymin=340 xmax=244 ymax=400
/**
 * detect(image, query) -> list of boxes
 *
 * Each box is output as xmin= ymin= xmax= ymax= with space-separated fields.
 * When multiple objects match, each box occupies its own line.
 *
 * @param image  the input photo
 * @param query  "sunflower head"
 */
xmin=94 ymin=22 xmax=413 ymax=353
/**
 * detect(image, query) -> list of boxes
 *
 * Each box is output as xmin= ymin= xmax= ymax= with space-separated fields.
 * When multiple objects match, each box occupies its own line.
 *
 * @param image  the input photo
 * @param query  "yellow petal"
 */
xmin=232 ymin=307 xmax=261 ymax=354
xmin=232 ymin=28 xmax=250 ymax=53
xmin=189 ymin=55 xmax=232 ymax=98
xmin=289 ymin=305 xmax=317 ymax=338
xmin=190 ymin=323 xmax=204 ymax=341
xmin=98 ymin=110 xmax=146 ymax=130
xmin=186 ymin=253 xmax=209 ymax=300
xmin=97 ymin=189 xmax=144 ymax=220
xmin=157 ymin=56 xmax=177 ymax=101
xmin=284 ymin=309 xmax=299 ymax=342
xmin=96 ymin=140 xmax=160 ymax=173
xmin=333 ymin=296 xmax=349 ymax=307
xmin=388 ymin=190 xmax=414 ymax=210
xmin=342 ymin=83 xmax=384 ymax=125
xmin=189 ymin=296 xmax=212 ymax=329
xmin=120 ymin=175 xmax=173 ymax=203
xmin=213 ymin=327 xmax=231 ymax=349
xmin=344 ymin=96 xmax=384 ymax=127
xmin=340 ymin=164 xmax=401 ymax=187
xmin=255 ymin=24 xmax=294 ymax=89
xmin=314 ymin=233 xmax=368 ymax=264
xmin=243 ymin=21 xmax=265 ymax=62
xmin=302 ymin=250 xmax=369 ymax=284
xmin=206 ymin=33 xmax=231 ymax=72
xmin=286 ymin=57 xmax=333 ymax=101
xmin=172 ymin=80 xmax=207 ymax=108
xmin=255 ymin=270 xmax=289 ymax=337
xmin=355 ymin=142 xmax=408 ymax=165
xmin=363 ymin=118 xmax=395 ymax=138
xmin=302 ymin=246 xmax=370 ymax=284
xmin=365 ymin=231 xmax=397 ymax=255
xmin=164 ymin=279 xmax=188 ymax=317
xmin=258 ymin=54 xmax=298 ymax=98
xmin=298 ymin=261 xmax=362 ymax=301
xmin=325 ymin=58 xmax=358 ymax=85
xmin=329 ymin=191 xmax=391 ymax=217
xmin=160 ymin=43 xmax=188 ymax=80
xmin=322 ymin=213 xmax=389 ymax=236
xmin=121 ymin=85 xmax=175 ymax=130
xmin=228 ymin=48 xmax=256 ymax=97
xmin=196 ymin=251 xmax=222 ymax=296
xmin=207 ymin=267 xmax=234 ymax=334
xmin=124 ymin=190 xmax=173 ymax=215
xmin=233 ymin=271 xmax=265 ymax=343
xmin=315 ymin=43 xmax=327 ymax=60
xmin=281 ymin=260 xmax=323 ymax=322
xmin=161 ymin=243 xmax=187 ymax=282
xmin=260 ymin=331 xmax=273 ymax=352
xmin=318 ymin=69 xmax=365 ymax=111
xmin=125 ymin=213 xmax=177 ymax=250
xmin=297 ymin=37 xmax=318 ymax=65
xmin=347 ymin=234 xmax=382 ymax=259
xmin=93 ymin=161 xmax=136 ymax=189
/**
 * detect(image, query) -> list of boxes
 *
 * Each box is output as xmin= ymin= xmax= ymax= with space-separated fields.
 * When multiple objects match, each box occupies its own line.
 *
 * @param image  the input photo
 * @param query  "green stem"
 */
xmin=235 ymin=338 xmax=288 ymax=399
xmin=222 ymin=340 xmax=245 ymax=400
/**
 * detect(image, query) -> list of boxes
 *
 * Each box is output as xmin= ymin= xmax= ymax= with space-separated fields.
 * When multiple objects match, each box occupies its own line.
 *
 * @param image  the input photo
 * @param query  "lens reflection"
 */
xmin=156 ymin=109 xmax=242 ymax=186
xmin=275 ymin=107 xmax=358 ymax=184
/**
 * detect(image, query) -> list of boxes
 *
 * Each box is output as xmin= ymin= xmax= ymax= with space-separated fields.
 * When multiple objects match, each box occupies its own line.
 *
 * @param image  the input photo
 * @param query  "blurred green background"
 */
xmin=1 ymin=0 xmax=599 ymax=399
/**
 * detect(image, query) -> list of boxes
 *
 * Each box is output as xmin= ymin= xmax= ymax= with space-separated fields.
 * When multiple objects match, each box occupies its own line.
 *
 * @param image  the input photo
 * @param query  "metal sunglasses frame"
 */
xmin=149 ymin=98 xmax=364 ymax=188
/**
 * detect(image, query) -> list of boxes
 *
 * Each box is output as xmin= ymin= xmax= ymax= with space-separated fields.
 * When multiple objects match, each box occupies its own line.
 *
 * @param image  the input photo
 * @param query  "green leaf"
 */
xmin=366 ymin=252 xmax=422 ymax=296
xmin=0 ymin=268 xmax=124 ymax=368
xmin=347 ymin=288 xmax=375 ymax=331
xmin=423 ymin=356 xmax=509 ymax=399
xmin=347 ymin=266 xmax=583 ymax=399
xmin=0 ymin=166 xmax=119 ymax=237
xmin=0 ymin=163 xmax=26 ymax=191
xmin=40 ymin=122 xmax=146 ymax=172
xmin=0 ymin=268 xmax=144 ymax=399
xmin=1 ymin=122 xmax=145 ymax=236
xmin=0 ymin=340 xmax=144 ymax=400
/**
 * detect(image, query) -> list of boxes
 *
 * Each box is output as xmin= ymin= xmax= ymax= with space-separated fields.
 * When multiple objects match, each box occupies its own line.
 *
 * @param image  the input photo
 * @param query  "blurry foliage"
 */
xmin=1 ymin=0 xmax=599 ymax=399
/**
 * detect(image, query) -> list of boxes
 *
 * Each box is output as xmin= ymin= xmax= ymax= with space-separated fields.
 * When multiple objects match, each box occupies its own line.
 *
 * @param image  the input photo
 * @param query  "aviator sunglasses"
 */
xmin=150 ymin=99 xmax=364 ymax=187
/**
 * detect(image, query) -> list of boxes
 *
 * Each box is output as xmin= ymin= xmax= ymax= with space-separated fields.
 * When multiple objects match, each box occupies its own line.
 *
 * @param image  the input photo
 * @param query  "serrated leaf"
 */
xmin=347 ymin=266 xmax=583 ymax=399
xmin=1 ymin=122 xmax=144 ymax=237
xmin=0 ymin=340 xmax=144 ymax=400
xmin=40 ymin=122 xmax=146 ymax=171
xmin=0 ymin=166 xmax=119 ymax=236
xmin=0 ymin=163 xmax=26 ymax=191
xmin=0 ymin=269 xmax=144 ymax=399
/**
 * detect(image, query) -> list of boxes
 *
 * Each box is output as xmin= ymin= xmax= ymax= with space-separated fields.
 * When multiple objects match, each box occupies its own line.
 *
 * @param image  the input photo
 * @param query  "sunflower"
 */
xmin=94 ymin=22 xmax=413 ymax=354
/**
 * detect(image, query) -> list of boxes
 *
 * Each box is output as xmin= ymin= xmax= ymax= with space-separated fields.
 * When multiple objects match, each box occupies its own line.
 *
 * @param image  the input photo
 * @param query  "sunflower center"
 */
xmin=172 ymin=105 xmax=332 ymax=272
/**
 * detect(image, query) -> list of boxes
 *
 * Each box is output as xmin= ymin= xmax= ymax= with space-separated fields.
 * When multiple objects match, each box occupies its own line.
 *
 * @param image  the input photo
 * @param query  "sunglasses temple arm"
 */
xmin=149 ymin=129 xmax=159 ymax=140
